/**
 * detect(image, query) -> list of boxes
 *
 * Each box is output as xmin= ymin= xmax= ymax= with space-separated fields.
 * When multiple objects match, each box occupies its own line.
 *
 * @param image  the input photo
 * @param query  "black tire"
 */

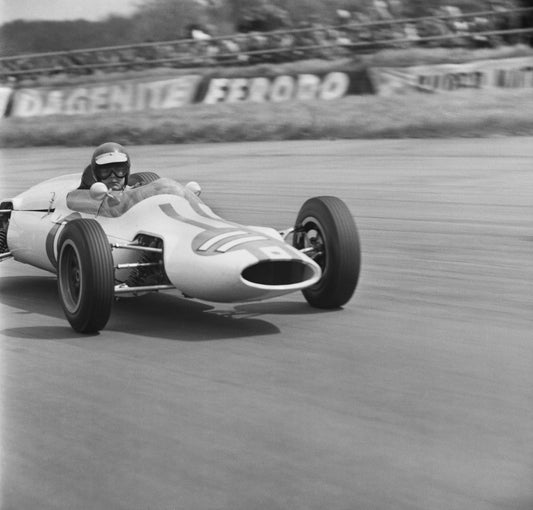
xmin=293 ymin=196 xmax=361 ymax=308
xmin=128 ymin=172 xmax=160 ymax=187
xmin=57 ymin=219 xmax=114 ymax=333
xmin=0 ymin=201 xmax=12 ymax=253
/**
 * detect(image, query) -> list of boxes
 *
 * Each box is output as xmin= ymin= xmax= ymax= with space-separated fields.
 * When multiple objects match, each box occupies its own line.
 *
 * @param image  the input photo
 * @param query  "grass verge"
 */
xmin=1 ymin=88 xmax=532 ymax=147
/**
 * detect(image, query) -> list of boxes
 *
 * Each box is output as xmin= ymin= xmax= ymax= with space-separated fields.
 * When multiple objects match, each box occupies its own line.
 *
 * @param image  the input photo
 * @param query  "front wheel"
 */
xmin=57 ymin=219 xmax=114 ymax=333
xmin=293 ymin=196 xmax=361 ymax=308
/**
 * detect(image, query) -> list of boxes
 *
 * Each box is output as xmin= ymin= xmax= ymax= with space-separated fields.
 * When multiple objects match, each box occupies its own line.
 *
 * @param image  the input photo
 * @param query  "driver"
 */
xmin=78 ymin=142 xmax=131 ymax=191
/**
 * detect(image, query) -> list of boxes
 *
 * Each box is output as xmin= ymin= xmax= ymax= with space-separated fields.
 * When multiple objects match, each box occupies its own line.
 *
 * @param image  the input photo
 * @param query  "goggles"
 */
xmin=95 ymin=164 xmax=129 ymax=180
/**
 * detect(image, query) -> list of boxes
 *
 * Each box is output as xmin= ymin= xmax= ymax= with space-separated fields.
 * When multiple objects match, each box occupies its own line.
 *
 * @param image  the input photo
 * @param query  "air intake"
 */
xmin=242 ymin=260 xmax=316 ymax=286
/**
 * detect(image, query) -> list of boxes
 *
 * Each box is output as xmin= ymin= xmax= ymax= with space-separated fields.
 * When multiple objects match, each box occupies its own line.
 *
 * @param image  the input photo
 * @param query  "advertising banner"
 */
xmin=5 ymin=68 xmax=374 ymax=118
xmin=10 ymin=75 xmax=202 ymax=117
xmin=196 ymin=70 xmax=373 ymax=104
xmin=370 ymin=56 xmax=533 ymax=95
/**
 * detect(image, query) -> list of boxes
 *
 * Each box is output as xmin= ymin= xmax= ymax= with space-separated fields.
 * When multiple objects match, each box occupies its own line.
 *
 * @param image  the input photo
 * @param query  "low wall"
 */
xmin=1 ymin=55 xmax=532 ymax=118
xmin=370 ymin=56 xmax=533 ymax=94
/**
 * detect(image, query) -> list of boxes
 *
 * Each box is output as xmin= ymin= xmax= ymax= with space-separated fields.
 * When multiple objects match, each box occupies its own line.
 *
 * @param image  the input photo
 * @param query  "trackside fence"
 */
xmin=1 ymin=7 xmax=532 ymax=80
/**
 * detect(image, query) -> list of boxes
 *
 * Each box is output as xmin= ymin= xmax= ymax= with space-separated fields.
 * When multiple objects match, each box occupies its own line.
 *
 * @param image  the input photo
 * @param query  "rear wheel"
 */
xmin=293 ymin=196 xmax=361 ymax=308
xmin=57 ymin=219 xmax=114 ymax=333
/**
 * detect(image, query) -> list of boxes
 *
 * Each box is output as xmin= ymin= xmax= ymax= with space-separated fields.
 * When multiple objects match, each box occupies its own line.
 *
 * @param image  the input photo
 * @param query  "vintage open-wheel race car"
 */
xmin=0 ymin=171 xmax=361 ymax=333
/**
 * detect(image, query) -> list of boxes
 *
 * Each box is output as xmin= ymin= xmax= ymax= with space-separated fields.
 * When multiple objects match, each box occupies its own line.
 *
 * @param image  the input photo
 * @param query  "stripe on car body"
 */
xmin=216 ymin=235 xmax=268 ymax=253
xmin=198 ymin=230 xmax=248 ymax=251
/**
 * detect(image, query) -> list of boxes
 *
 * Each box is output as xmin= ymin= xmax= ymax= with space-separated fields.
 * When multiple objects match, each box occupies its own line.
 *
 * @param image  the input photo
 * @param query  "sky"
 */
xmin=0 ymin=0 xmax=140 ymax=23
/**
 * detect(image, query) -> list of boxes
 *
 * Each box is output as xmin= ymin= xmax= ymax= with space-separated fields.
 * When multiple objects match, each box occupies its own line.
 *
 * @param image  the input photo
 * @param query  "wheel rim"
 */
xmin=59 ymin=241 xmax=83 ymax=313
xmin=298 ymin=216 xmax=327 ymax=274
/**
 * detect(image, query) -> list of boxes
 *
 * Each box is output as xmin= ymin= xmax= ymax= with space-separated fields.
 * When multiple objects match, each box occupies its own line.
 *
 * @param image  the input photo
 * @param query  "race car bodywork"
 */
xmin=0 ymin=172 xmax=361 ymax=333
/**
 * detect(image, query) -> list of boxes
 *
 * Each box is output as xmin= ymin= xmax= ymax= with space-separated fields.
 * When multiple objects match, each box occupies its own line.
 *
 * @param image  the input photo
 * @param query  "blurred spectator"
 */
xmin=470 ymin=16 xmax=494 ymax=47
xmin=373 ymin=0 xmax=393 ymax=20
xmin=237 ymin=5 xmax=291 ymax=33
xmin=336 ymin=9 xmax=352 ymax=23
xmin=348 ymin=12 xmax=375 ymax=43
xmin=416 ymin=13 xmax=451 ymax=46
xmin=387 ymin=0 xmax=403 ymax=17
xmin=187 ymin=24 xmax=212 ymax=41
xmin=404 ymin=23 xmax=421 ymax=43
xmin=491 ymin=0 xmax=526 ymax=43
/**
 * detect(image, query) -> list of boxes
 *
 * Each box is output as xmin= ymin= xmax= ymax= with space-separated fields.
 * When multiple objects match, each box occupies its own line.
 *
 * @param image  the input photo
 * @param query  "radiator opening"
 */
xmin=242 ymin=260 xmax=315 ymax=286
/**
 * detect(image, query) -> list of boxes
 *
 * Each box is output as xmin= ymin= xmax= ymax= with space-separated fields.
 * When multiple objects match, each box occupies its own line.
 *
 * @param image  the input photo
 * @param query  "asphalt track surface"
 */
xmin=0 ymin=138 xmax=532 ymax=510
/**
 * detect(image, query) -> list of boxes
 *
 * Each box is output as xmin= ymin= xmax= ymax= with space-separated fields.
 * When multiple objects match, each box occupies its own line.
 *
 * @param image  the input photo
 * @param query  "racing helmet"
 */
xmin=91 ymin=142 xmax=130 ymax=185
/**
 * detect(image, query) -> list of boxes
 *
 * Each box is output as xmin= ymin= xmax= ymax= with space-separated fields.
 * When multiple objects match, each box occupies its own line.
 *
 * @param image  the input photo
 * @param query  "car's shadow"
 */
xmin=0 ymin=275 xmax=332 ymax=342
xmin=234 ymin=300 xmax=333 ymax=316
